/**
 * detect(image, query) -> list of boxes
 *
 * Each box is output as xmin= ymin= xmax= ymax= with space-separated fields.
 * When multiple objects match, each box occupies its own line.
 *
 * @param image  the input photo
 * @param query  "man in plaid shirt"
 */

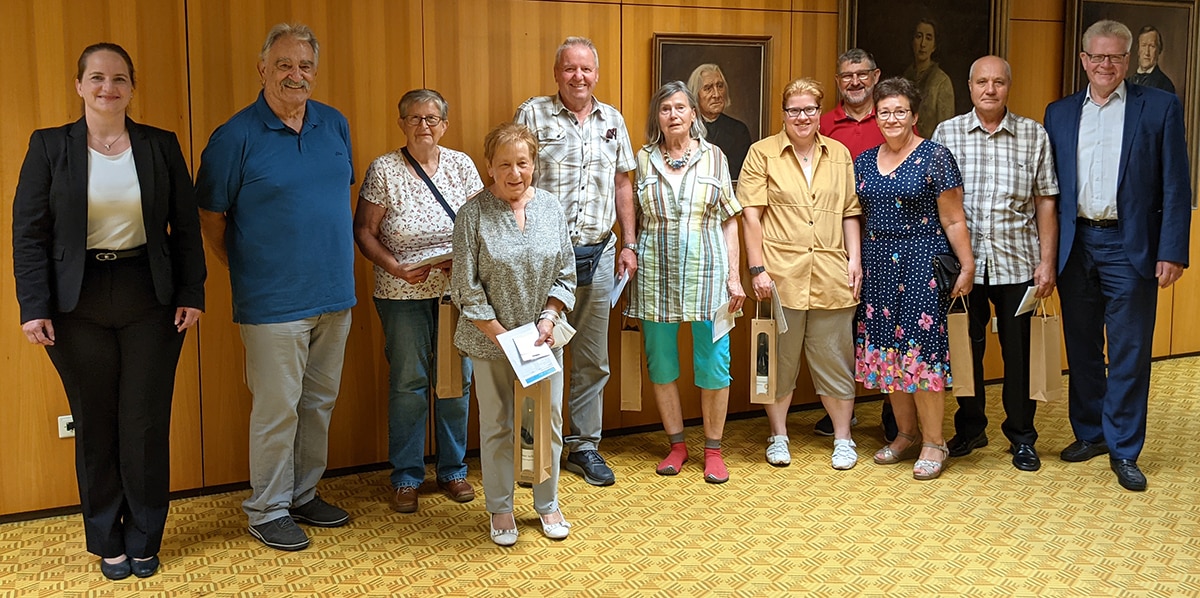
xmin=932 ymin=56 xmax=1060 ymax=472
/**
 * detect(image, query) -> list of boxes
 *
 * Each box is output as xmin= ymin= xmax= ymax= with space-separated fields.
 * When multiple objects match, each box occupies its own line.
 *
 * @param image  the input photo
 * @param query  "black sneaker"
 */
xmin=564 ymin=450 xmax=616 ymax=486
xmin=249 ymin=516 xmax=310 ymax=551
xmin=813 ymin=412 xmax=858 ymax=436
xmin=290 ymin=496 xmax=349 ymax=527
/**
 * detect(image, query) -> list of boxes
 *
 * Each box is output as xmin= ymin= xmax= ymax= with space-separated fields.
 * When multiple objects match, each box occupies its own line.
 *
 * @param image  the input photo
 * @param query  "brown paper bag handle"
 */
xmin=1033 ymin=297 xmax=1058 ymax=318
xmin=755 ymin=298 xmax=771 ymax=320
xmin=946 ymin=294 xmax=969 ymax=314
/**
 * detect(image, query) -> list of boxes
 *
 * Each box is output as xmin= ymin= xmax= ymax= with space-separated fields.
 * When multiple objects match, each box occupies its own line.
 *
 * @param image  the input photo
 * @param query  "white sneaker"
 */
xmin=765 ymin=435 xmax=791 ymax=467
xmin=832 ymin=438 xmax=858 ymax=470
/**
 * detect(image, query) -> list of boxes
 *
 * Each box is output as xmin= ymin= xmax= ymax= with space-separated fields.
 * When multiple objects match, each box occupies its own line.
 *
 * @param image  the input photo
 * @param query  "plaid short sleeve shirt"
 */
xmin=514 ymin=94 xmax=637 ymax=246
xmin=933 ymin=110 xmax=1060 ymax=285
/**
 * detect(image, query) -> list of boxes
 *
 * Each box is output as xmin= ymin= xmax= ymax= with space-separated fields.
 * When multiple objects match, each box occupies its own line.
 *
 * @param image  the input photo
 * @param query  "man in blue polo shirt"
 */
xmin=196 ymin=23 xmax=355 ymax=552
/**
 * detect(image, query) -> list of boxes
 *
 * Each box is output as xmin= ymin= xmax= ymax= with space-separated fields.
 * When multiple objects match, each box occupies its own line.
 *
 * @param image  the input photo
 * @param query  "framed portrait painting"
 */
xmin=653 ymin=34 xmax=771 ymax=181
xmin=839 ymin=0 xmax=1009 ymax=138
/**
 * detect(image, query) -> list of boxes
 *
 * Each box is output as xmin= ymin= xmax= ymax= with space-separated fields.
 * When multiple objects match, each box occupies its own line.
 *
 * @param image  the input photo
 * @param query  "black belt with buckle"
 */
xmin=88 ymin=246 xmax=147 ymax=261
xmin=1077 ymin=217 xmax=1118 ymax=229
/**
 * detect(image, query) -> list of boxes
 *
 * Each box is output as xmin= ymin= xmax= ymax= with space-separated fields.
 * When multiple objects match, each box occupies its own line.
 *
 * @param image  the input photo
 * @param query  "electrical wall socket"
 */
xmin=57 ymin=415 xmax=75 ymax=439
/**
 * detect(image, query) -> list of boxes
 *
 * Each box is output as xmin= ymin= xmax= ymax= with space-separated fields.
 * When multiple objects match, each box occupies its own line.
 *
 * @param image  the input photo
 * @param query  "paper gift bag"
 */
xmin=620 ymin=318 xmax=644 ymax=411
xmin=750 ymin=300 xmax=777 ymax=405
xmin=435 ymin=296 xmax=464 ymax=399
xmin=947 ymin=296 xmax=975 ymax=397
xmin=1029 ymin=299 xmax=1063 ymax=402
xmin=513 ymin=379 xmax=552 ymax=485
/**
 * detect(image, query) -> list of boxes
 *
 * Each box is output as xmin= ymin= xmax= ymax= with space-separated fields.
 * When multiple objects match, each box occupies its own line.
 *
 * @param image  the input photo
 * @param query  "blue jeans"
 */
xmin=375 ymin=297 xmax=471 ymax=489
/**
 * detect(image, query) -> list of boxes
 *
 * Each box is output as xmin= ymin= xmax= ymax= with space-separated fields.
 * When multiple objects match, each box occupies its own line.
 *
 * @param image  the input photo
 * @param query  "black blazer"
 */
xmin=12 ymin=117 xmax=206 ymax=323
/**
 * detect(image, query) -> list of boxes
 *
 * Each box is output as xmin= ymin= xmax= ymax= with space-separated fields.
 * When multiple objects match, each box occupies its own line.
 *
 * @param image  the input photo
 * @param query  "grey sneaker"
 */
xmin=290 ymin=496 xmax=349 ymax=527
xmin=564 ymin=450 xmax=616 ymax=486
xmin=249 ymin=516 xmax=310 ymax=551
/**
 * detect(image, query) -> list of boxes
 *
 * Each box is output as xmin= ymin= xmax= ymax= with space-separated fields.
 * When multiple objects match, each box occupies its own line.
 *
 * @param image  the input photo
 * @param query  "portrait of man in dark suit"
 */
xmin=1127 ymin=25 xmax=1175 ymax=93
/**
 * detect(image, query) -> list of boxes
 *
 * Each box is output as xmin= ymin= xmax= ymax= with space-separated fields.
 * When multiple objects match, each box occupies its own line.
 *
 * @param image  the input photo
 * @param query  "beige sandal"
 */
xmin=913 ymin=443 xmax=949 ymax=480
xmin=873 ymin=431 xmax=921 ymax=464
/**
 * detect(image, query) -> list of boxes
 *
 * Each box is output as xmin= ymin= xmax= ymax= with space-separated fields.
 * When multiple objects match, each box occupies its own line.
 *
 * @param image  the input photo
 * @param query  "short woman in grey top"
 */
xmin=450 ymin=122 xmax=576 ymax=545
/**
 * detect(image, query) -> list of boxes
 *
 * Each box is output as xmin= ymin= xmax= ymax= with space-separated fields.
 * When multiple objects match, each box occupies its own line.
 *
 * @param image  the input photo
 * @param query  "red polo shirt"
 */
xmin=820 ymin=103 xmax=885 ymax=159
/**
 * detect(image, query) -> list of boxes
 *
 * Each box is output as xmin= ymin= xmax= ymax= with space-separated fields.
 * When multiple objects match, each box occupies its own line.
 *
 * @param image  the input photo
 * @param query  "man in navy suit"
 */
xmin=1044 ymin=19 xmax=1192 ymax=491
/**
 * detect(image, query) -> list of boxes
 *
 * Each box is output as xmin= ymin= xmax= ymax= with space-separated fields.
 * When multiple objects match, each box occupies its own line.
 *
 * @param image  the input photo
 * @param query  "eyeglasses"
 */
xmin=403 ymin=115 xmax=445 ymax=127
xmin=1083 ymin=52 xmax=1128 ymax=64
xmin=836 ymin=71 xmax=874 ymax=83
xmin=876 ymin=109 xmax=910 ymax=121
xmin=783 ymin=105 xmax=820 ymax=118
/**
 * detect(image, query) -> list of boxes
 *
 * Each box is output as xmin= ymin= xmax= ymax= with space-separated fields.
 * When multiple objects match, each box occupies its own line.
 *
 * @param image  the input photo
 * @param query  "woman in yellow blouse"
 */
xmin=739 ymin=78 xmax=864 ymax=470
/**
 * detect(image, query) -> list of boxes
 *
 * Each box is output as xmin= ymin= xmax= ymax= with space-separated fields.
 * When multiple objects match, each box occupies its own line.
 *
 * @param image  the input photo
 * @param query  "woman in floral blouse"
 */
xmin=354 ymin=89 xmax=483 ymax=513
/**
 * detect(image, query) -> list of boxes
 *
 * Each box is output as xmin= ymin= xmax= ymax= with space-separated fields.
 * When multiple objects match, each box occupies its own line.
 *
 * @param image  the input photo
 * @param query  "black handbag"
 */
xmin=931 ymin=253 xmax=961 ymax=293
xmin=573 ymin=233 xmax=611 ymax=287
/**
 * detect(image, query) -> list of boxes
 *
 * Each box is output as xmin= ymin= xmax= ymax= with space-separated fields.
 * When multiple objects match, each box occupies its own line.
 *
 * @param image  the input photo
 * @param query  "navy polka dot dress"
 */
xmin=853 ymin=140 xmax=962 ymax=393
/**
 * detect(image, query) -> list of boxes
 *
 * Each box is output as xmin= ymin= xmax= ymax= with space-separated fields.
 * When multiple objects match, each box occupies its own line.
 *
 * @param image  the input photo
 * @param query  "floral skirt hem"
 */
xmin=854 ymin=340 xmax=950 ymax=393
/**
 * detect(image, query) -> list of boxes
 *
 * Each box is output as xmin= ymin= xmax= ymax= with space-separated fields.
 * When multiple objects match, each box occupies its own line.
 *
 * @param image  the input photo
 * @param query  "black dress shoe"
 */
xmin=1111 ymin=459 xmax=1147 ymax=491
xmin=1008 ymin=443 xmax=1041 ymax=471
xmin=100 ymin=558 xmax=131 ymax=580
xmin=1060 ymin=439 xmax=1109 ymax=462
xmin=130 ymin=555 xmax=160 ymax=578
xmin=947 ymin=432 xmax=988 ymax=457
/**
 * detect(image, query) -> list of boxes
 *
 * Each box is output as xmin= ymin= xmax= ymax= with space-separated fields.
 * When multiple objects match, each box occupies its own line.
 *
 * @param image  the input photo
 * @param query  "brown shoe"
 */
xmin=438 ymin=479 xmax=475 ymax=503
xmin=390 ymin=486 xmax=418 ymax=513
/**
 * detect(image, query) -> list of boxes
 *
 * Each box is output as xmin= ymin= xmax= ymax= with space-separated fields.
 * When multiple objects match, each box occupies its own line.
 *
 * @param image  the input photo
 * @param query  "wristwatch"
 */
xmin=748 ymin=265 xmax=767 ymax=276
xmin=622 ymin=243 xmax=638 ymax=253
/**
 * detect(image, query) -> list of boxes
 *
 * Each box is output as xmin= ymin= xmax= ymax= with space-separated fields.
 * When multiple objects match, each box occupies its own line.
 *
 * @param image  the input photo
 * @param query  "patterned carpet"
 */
xmin=2 ymin=357 xmax=1199 ymax=597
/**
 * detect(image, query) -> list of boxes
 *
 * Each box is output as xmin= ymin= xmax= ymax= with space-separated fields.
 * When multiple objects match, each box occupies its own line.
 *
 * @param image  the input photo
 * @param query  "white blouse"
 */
xmin=86 ymin=147 xmax=145 ymax=250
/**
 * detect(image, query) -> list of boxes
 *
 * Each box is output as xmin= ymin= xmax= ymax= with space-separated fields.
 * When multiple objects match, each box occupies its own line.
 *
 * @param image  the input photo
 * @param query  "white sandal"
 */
xmin=539 ymin=510 xmax=571 ymax=540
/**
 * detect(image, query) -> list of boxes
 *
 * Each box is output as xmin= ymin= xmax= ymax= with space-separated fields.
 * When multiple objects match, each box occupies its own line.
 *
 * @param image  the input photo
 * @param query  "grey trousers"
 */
xmin=239 ymin=309 xmax=351 ymax=525
xmin=563 ymin=241 xmax=615 ymax=452
xmin=473 ymin=352 xmax=564 ymax=515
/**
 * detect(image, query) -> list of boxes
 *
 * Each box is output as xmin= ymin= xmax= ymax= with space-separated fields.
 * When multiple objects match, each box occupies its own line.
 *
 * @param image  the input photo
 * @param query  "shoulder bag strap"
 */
xmin=401 ymin=146 xmax=456 ymax=222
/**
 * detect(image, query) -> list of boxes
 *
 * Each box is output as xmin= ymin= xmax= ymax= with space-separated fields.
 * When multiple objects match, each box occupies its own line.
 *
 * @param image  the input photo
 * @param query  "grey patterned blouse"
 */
xmin=450 ymin=187 xmax=576 ymax=360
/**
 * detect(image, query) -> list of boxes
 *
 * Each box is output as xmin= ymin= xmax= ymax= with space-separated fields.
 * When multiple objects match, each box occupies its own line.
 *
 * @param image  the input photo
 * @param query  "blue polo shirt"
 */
xmin=196 ymin=92 xmax=356 ymax=324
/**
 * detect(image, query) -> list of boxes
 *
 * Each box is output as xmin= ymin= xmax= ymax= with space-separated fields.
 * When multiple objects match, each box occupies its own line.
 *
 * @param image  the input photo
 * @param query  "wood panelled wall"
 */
xmin=2 ymin=0 xmax=1196 ymax=516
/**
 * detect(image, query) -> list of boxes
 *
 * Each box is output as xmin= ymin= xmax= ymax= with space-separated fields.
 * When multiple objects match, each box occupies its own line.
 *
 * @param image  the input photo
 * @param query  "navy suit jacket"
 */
xmin=12 ymin=117 xmax=207 ymax=323
xmin=1043 ymin=83 xmax=1192 ymax=278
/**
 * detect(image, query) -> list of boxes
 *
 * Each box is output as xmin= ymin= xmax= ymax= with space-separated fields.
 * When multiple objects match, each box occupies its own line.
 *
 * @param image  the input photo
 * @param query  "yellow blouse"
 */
xmin=738 ymin=131 xmax=861 ymax=310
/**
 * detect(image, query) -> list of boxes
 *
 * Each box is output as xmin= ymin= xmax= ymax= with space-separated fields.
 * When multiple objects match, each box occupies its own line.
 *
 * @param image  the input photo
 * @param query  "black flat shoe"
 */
xmin=130 ymin=555 xmax=160 ymax=578
xmin=947 ymin=432 xmax=988 ymax=457
xmin=1060 ymin=439 xmax=1109 ymax=462
xmin=1009 ymin=443 xmax=1041 ymax=471
xmin=1111 ymin=459 xmax=1147 ymax=491
xmin=100 ymin=558 xmax=131 ymax=580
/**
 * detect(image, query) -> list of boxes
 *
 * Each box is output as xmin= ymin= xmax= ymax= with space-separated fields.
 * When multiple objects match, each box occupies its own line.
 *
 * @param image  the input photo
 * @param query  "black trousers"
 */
xmin=44 ymin=254 xmax=186 ymax=559
xmin=952 ymin=277 xmax=1038 ymax=446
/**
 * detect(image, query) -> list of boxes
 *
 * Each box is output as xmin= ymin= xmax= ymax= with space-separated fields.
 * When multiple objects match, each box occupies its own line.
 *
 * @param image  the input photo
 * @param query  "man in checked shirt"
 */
xmin=514 ymin=36 xmax=637 ymax=486
xmin=932 ymin=55 xmax=1059 ymax=472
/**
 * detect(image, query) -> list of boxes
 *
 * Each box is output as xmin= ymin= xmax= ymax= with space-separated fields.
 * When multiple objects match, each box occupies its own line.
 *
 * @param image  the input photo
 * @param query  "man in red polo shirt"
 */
xmin=817 ymin=48 xmax=897 ymax=441
xmin=820 ymin=48 xmax=885 ymax=159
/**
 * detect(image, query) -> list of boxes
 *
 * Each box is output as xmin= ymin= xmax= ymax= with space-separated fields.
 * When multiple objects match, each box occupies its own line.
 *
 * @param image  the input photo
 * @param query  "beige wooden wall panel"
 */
xmin=186 ymin=0 xmax=423 ymax=486
xmin=0 ymin=0 xmax=200 ymax=516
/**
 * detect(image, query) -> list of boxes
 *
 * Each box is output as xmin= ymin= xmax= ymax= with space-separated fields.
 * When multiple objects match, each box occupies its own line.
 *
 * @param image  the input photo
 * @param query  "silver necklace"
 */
xmin=662 ymin=146 xmax=691 ymax=169
xmin=94 ymin=130 xmax=126 ymax=151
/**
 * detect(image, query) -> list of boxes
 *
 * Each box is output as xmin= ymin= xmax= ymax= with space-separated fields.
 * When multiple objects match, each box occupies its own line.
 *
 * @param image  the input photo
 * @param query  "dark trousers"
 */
xmin=953 ymin=275 xmax=1037 ymax=445
xmin=44 ymin=255 xmax=186 ymax=558
xmin=1057 ymin=226 xmax=1157 ymax=461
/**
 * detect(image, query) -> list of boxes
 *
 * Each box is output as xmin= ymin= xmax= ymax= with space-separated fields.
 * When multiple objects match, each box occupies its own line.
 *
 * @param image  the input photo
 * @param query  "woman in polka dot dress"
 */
xmin=852 ymin=78 xmax=975 ymax=480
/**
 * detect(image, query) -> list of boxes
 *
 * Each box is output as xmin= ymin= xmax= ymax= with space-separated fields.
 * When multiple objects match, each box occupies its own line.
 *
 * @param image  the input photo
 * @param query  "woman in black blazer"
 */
xmin=11 ymin=43 xmax=205 ymax=580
